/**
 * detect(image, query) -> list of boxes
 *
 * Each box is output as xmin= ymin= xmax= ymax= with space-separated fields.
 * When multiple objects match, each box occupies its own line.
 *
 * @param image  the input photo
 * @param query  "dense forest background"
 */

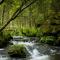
xmin=0 ymin=0 xmax=60 ymax=45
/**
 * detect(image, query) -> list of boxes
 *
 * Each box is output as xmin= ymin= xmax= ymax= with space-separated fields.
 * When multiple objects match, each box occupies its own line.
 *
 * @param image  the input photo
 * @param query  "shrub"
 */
xmin=6 ymin=44 xmax=30 ymax=58
xmin=36 ymin=28 xmax=43 ymax=37
xmin=40 ymin=36 xmax=55 ymax=45
xmin=21 ymin=27 xmax=37 ymax=37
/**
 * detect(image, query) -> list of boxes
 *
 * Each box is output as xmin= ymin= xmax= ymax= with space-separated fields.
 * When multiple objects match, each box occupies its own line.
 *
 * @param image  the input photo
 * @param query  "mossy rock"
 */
xmin=6 ymin=44 xmax=30 ymax=58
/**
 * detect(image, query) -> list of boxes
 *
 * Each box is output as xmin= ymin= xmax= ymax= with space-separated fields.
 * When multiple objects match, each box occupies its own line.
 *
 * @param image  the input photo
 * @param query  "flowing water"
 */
xmin=0 ymin=36 xmax=60 ymax=60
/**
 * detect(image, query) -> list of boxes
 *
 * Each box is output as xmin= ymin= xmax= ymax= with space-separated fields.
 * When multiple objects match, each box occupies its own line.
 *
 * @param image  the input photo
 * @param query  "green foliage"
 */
xmin=40 ymin=36 xmax=56 ymax=45
xmin=0 ymin=0 xmax=60 ymax=46
xmin=36 ymin=28 xmax=43 ymax=37
xmin=20 ymin=27 xmax=37 ymax=37
xmin=6 ymin=44 xmax=29 ymax=58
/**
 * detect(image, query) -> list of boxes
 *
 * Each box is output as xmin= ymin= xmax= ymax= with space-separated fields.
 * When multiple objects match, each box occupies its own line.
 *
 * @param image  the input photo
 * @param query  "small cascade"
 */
xmin=11 ymin=41 xmax=34 ymax=46
xmin=8 ymin=36 xmax=60 ymax=60
xmin=10 ymin=36 xmax=35 ymax=46
xmin=31 ymin=49 xmax=40 ymax=57
xmin=10 ymin=36 xmax=50 ymax=60
xmin=25 ymin=46 xmax=33 ymax=55
xmin=25 ymin=45 xmax=50 ymax=60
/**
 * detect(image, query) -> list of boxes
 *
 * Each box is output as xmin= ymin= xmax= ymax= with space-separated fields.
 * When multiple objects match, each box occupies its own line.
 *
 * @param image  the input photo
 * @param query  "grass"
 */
xmin=20 ymin=27 xmax=37 ymax=37
xmin=6 ymin=44 xmax=30 ymax=58
xmin=40 ymin=36 xmax=56 ymax=45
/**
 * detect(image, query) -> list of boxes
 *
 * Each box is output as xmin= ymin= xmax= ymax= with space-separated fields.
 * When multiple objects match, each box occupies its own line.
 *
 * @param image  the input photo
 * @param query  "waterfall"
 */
xmin=24 ymin=43 xmax=42 ymax=58
xmin=32 ymin=49 xmax=40 ymax=57
xmin=11 ymin=39 xmax=41 ymax=58
xmin=10 ymin=36 xmax=43 ymax=58
xmin=9 ymin=36 xmax=60 ymax=60
xmin=25 ymin=46 xmax=33 ymax=55
xmin=25 ymin=45 xmax=50 ymax=60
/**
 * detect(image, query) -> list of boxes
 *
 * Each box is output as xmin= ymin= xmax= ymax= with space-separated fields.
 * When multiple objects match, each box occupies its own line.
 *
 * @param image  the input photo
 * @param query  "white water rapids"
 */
xmin=10 ymin=40 xmax=57 ymax=60
xmin=0 ymin=36 xmax=60 ymax=60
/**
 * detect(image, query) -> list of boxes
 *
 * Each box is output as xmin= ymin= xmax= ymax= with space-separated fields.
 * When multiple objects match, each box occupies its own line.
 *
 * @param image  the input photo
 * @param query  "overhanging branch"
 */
xmin=0 ymin=0 xmax=37 ymax=32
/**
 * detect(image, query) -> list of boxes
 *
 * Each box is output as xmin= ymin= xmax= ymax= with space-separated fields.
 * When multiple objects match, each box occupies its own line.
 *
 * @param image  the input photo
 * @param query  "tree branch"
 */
xmin=0 ymin=0 xmax=37 ymax=32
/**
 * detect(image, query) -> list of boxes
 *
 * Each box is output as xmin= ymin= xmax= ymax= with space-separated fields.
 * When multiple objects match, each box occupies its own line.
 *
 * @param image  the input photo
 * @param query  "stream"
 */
xmin=0 ymin=36 xmax=60 ymax=60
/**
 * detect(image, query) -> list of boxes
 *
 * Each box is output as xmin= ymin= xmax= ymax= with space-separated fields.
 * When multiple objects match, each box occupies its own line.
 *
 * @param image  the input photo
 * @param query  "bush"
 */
xmin=40 ymin=36 xmax=55 ymax=45
xmin=6 ymin=45 xmax=30 ymax=58
xmin=21 ymin=27 xmax=37 ymax=37
xmin=36 ymin=28 xmax=43 ymax=37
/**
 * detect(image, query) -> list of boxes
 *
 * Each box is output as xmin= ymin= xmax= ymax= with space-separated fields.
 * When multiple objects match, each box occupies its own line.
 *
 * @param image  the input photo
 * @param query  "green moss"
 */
xmin=6 ymin=45 xmax=30 ymax=58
